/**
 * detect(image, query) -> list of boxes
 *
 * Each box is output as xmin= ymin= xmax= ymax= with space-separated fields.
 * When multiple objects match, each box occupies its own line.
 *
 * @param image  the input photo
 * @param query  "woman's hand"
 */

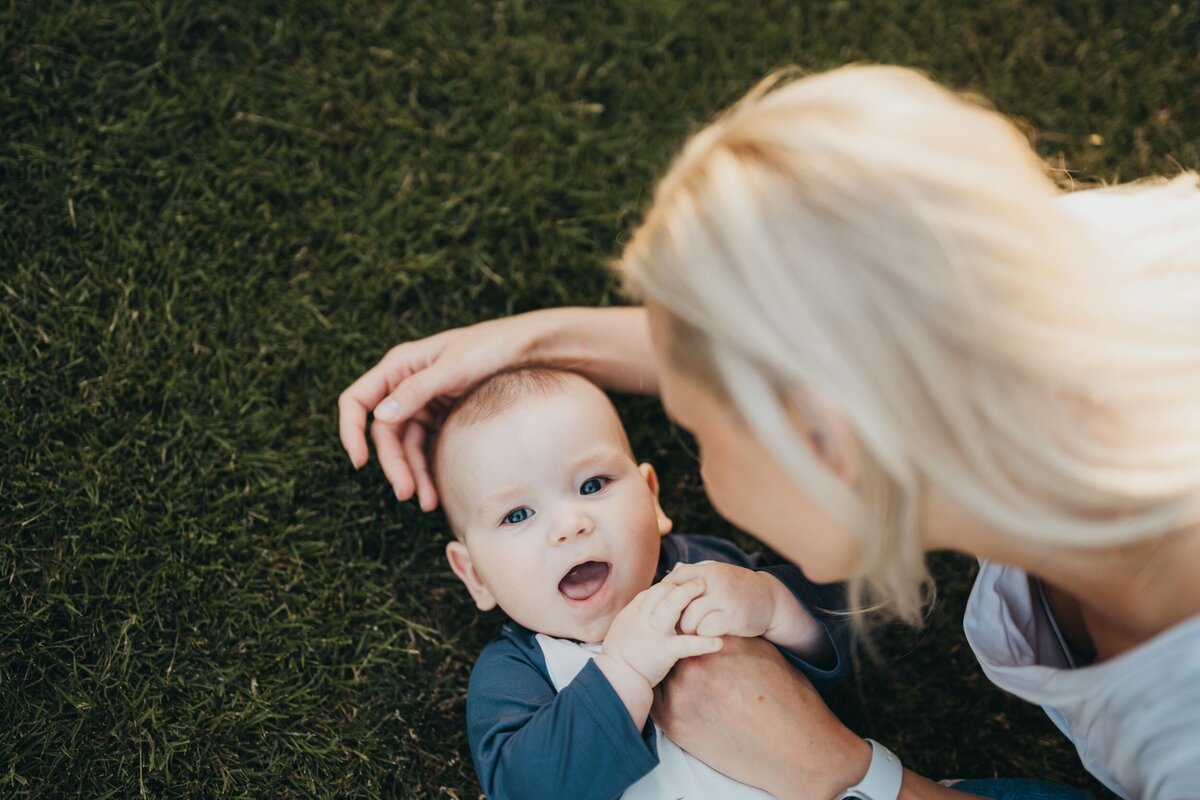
xmin=338 ymin=315 xmax=548 ymax=509
xmin=337 ymin=306 xmax=657 ymax=509
xmin=652 ymin=636 xmax=871 ymax=800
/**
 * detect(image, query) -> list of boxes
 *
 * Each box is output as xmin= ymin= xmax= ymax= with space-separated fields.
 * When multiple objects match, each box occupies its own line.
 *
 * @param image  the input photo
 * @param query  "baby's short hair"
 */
xmin=442 ymin=367 xmax=578 ymax=430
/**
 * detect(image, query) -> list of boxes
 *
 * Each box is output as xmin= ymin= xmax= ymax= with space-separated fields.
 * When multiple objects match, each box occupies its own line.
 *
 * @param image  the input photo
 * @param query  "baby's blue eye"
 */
xmin=580 ymin=477 xmax=608 ymax=495
xmin=503 ymin=507 xmax=533 ymax=525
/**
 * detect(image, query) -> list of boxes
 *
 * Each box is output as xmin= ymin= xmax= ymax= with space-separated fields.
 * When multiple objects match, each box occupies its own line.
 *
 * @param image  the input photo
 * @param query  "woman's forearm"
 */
xmin=526 ymin=306 xmax=660 ymax=396
xmin=653 ymin=637 xmax=987 ymax=800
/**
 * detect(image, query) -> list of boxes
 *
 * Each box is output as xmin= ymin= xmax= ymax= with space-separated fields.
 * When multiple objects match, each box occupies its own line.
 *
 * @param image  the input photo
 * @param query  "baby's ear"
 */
xmin=445 ymin=540 xmax=497 ymax=611
xmin=638 ymin=462 xmax=674 ymax=537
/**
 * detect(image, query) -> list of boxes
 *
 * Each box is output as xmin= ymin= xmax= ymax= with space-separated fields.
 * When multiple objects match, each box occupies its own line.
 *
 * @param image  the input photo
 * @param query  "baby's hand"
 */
xmin=601 ymin=579 xmax=724 ymax=688
xmin=659 ymin=562 xmax=778 ymax=639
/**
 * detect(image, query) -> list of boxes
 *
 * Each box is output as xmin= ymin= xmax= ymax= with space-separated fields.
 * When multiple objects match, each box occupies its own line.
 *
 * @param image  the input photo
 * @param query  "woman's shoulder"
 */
xmin=964 ymin=560 xmax=1200 ymax=799
xmin=965 ymin=559 xmax=1200 ymax=673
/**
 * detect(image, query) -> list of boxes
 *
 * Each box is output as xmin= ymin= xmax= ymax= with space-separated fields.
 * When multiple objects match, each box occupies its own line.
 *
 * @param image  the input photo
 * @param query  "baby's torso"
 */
xmin=535 ymin=633 xmax=777 ymax=800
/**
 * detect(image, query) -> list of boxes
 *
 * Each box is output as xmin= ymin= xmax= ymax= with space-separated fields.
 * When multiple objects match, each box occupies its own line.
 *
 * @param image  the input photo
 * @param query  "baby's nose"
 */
xmin=551 ymin=513 xmax=594 ymax=544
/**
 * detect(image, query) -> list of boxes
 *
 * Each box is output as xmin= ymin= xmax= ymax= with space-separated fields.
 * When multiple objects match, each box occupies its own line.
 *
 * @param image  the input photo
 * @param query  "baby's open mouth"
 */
xmin=558 ymin=561 xmax=611 ymax=602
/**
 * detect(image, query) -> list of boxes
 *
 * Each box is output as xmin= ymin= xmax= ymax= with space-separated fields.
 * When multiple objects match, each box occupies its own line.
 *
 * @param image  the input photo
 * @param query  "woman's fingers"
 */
xmin=338 ymin=336 xmax=444 ymax=467
xmin=648 ymin=579 xmax=706 ymax=632
xmin=338 ymin=388 xmax=375 ymax=469
xmin=339 ymin=348 xmax=419 ymax=467
xmin=402 ymin=421 xmax=439 ymax=511
xmin=338 ymin=337 xmax=470 ymax=504
xmin=374 ymin=365 xmax=475 ymax=499
xmin=372 ymin=421 xmax=414 ymax=500
xmin=373 ymin=357 xmax=459 ymax=425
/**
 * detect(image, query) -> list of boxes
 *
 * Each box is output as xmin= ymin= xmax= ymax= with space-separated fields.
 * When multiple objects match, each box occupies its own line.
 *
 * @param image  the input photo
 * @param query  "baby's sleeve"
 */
xmin=467 ymin=637 xmax=659 ymax=800
xmin=756 ymin=562 xmax=847 ymax=679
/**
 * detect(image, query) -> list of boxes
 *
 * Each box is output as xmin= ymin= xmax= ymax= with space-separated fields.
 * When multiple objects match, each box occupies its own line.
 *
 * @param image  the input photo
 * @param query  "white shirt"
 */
xmin=964 ymin=560 xmax=1200 ymax=800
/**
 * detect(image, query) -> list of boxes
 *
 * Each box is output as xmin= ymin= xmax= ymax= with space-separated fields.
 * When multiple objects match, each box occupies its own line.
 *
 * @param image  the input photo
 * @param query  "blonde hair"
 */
xmin=618 ymin=64 xmax=1200 ymax=625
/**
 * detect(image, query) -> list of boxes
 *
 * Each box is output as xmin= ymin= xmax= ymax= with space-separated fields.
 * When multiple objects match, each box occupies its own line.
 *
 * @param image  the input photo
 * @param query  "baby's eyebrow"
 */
xmin=475 ymin=488 xmax=528 ymax=520
xmin=569 ymin=449 xmax=626 ymax=471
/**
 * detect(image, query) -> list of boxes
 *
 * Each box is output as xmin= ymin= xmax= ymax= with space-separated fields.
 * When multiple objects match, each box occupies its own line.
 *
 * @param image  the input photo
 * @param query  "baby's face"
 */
xmin=441 ymin=380 xmax=672 ymax=643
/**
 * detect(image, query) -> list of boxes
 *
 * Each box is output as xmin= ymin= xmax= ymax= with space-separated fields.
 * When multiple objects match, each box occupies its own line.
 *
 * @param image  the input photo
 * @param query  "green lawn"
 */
xmin=3 ymin=1 xmax=1196 ymax=797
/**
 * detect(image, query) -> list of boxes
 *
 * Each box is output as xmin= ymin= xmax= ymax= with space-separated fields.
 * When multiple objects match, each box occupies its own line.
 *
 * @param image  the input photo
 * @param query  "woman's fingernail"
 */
xmin=375 ymin=399 xmax=402 ymax=421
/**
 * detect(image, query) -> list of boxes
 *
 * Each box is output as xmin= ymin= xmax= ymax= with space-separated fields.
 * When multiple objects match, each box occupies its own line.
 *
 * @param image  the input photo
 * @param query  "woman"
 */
xmin=339 ymin=66 xmax=1200 ymax=799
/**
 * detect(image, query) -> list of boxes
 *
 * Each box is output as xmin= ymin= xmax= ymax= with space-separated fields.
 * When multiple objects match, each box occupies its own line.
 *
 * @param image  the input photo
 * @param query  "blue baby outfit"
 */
xmin=465 ymin=534 xmax=846 ymax=800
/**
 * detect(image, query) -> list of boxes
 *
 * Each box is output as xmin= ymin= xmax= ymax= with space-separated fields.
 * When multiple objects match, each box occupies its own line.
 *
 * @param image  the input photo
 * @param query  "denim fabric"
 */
xmin=949 ymin=778 xmax=1095 ymax=799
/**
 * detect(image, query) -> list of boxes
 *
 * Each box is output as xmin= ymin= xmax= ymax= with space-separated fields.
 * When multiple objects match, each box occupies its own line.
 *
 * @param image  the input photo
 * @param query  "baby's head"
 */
xmin=436 ymin=368 xmax=673 ymax=643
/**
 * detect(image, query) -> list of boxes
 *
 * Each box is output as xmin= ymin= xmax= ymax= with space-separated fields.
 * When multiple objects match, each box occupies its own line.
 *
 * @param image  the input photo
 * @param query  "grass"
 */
xmin=2 ymin=0 xmax=1197 ymax=797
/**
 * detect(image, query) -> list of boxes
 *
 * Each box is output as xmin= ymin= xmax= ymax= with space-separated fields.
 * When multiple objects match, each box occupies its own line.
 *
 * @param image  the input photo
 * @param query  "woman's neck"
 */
xmin=924 ymin=487 xmax=1200 ymax=661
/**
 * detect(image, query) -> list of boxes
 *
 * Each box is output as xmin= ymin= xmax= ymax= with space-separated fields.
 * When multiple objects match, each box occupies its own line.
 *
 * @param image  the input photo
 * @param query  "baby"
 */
xmin=434 ymin=367 xmax=843 ymax=800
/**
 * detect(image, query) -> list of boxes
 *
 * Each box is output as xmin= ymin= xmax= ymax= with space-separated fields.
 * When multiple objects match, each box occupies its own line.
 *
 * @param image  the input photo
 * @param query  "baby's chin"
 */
xmin=511 ymin=578 xmax=644 ymax=644
xmin=526 ymin=612 xmax=617 ymax=646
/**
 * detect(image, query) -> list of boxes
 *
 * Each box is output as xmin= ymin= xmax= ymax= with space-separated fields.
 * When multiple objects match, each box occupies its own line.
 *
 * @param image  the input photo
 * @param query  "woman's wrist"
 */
xmin=524 ymin=307 xmax=586 ymax=367
xmin=820 ymin=744 xmax=973 ymax=800
xmin=526 ymin=306 xmax=659 ymax=395
xmin=813 ymin=733 xmax=874 ymax=800
xmin=748 ymin=717 xmax=872 ymax=800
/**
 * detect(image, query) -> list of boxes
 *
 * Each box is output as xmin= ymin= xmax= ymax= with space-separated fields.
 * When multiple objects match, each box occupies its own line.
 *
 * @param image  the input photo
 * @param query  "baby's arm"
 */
xmin=466 ymin=584 xmax=722 ymax=800
xmin=595 ymin=578 xmax=725 ymax=730
xmin=759 ymin=570 xmax=831 ymax=654
xmin=468 ymin=638 xmax=660 ymax=800
xmin=663 ymin=561 xmax=831 ymax=664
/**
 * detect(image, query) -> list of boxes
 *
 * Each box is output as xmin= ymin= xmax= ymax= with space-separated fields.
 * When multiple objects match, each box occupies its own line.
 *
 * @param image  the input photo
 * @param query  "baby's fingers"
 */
xmin=658 ymin=561 xmax=717 ymax=587
xmin=648 ymin=579 xmax=706 ymax=632
xmin=678 ymin=598 xmax=719 ymax=635
xmin=667 ymin=635 xmax=724 ymax=661
xmin=695 ymin=610 xmax=732 ymax=638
